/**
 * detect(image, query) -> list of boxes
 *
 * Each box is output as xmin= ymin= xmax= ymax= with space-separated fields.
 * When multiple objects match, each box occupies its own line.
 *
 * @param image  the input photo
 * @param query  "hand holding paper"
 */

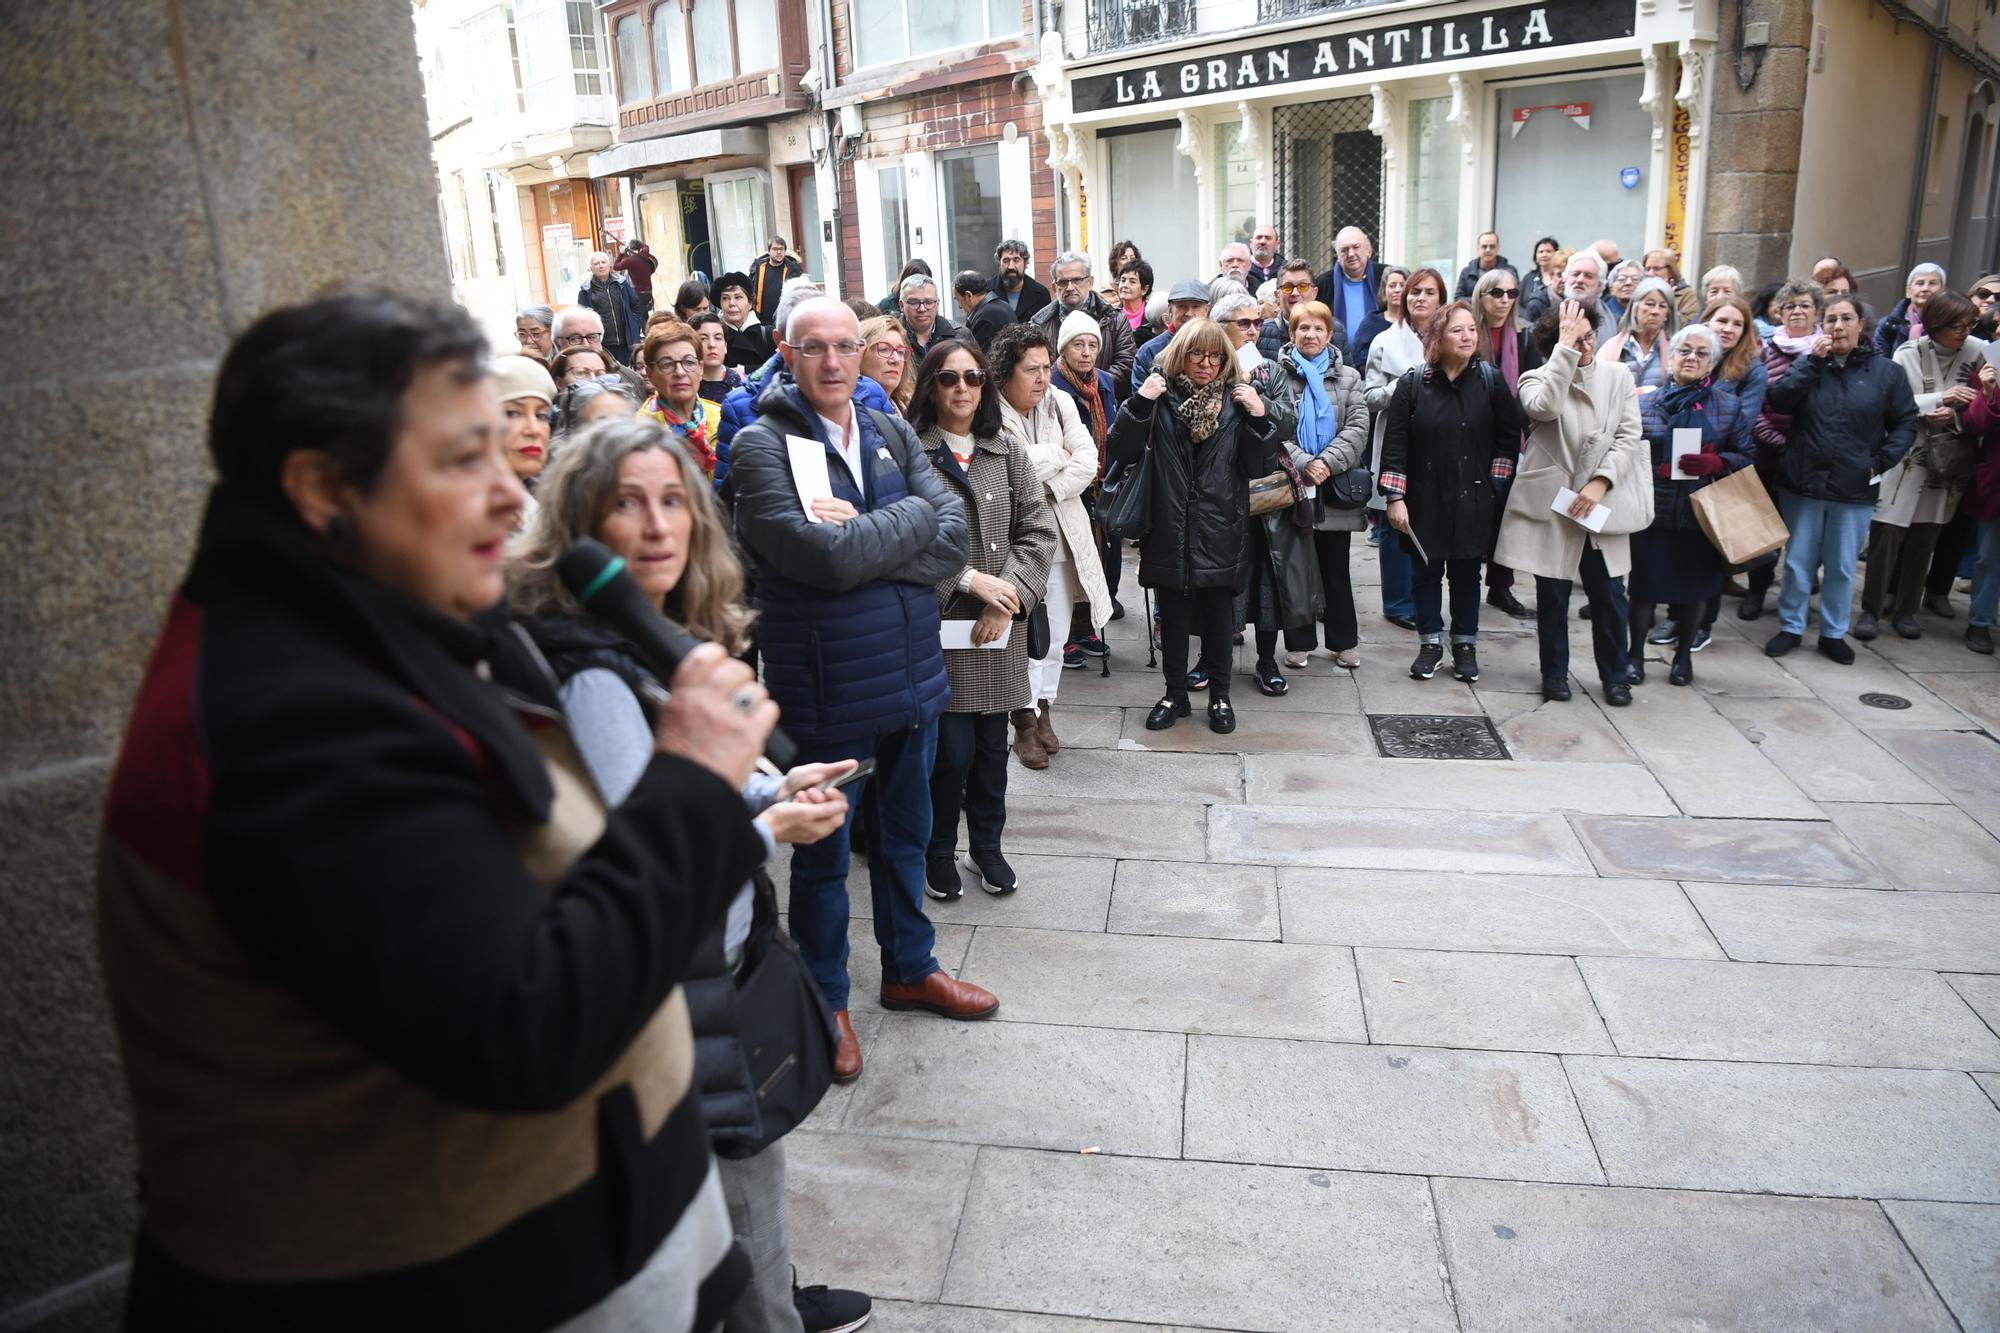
xmin=785 ymin=435 xmax=835 ymax=523
xmin=1553 ymin=486 xmax=1609 ymax=533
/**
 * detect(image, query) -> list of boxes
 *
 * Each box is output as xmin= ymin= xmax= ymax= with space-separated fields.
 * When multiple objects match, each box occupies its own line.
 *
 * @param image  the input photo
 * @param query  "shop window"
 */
xmin=707 ymin=173 xmax=770 ymax=274
xmin=939 ymin=146 xmax=1002 ymax=281
xmin=853 ymin=0 xmax=1021 ymax=69
xmin=736 ymin=0 xmax=779 ymax=73
xmin=1106 ymin=125 xmax=1198 ymax=288
xmin=1492 ymin=75 xmax=1649 ymax=276
xmin=651 ymin=3 xmax=690 ymax=93
xmin=1404 ymin=97 xmax=1460 ymax=280
xmin=691 ymin=0 xmax=733 ymax=85
xmin=878 ymin=164 xmax=911 ymax=282
xmin=564 ymin=2 xmax=606 ymax=95
xmin=1213 ymin=121 xmax=1259 ymax=263
xmin=615 ymin=13 xmax=653 ymax=102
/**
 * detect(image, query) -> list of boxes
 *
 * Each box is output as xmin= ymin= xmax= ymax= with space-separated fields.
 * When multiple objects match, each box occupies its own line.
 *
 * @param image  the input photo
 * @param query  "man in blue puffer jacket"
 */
xmin=731 ymin=297 xmax=996 ymax=1083
xmin=717 ymin=354 xmax=894 ymax=489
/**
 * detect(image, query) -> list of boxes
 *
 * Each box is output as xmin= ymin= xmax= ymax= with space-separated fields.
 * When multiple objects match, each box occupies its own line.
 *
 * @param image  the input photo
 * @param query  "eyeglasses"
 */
xmin=557 ymin=332 xmax=604 ymax=347
xmin=1228 ymin=318 xmax=1261 ymax=330
xmin=868 ymin=344 xmax=910 ymax=361
xmin=516 ymin=327 xmax=548 ymax=342
xmin=1053 ymin=275 xmax=1091 ymax=289
xmin=653 ymin=356 xmax=700 ymax=373
xmin=904 ymin=298 xmax=939 ymax=309
xmin=1187 ymin=349 xmax=1225 ymax=363
xmin=934 ymin=368 xmax=987 ymax=387
xmin=1491 ymin=288 xmax=1519 ymax=299
xmin=1975 ymin=288 xmax=2000 ymax=302
xmin=1782 ymin=301 xmax=1817 ymax=313
xmin=796 ymin=339 xmax=863 ymax=358
xmin=1674 ymin=347 xmax=1712 ymax=360
xmin=1278 ymin=282 xmax=1314 ymax=294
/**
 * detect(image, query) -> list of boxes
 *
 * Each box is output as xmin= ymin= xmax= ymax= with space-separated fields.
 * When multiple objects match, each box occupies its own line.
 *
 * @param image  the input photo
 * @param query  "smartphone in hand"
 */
xmin=819 ymin=758 xmax=875 ymax=792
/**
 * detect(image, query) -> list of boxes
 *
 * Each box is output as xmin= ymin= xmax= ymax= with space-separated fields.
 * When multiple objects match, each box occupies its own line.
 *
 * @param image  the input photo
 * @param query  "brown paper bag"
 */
xmin=1690 ymin=466 xmax=1789 ymax=565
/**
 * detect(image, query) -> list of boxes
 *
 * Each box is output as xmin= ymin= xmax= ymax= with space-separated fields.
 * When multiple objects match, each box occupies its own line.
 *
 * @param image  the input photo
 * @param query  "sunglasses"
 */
xmin=1228 ymin=317 xmax=1261 ymax=329
xmin=1490 ymin=288 xmax=1519 ymax=298
xmin=1975 ymin=288 xmax=2000 ymax=301
xmin=934 ymin=368 xmax=988 ymax=387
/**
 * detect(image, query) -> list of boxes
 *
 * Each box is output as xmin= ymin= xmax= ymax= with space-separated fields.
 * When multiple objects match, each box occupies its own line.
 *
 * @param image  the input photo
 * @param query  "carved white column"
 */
xmin=1639 ymin=45 xmax=1672 ymax=251
xmin=1176 ymin=107 xmax=1218 ymax=263
xmin=1236 ymin=99 xmax=1275 ymax=236
xmin=1370 ymin=82 xmax=1404 ymax=262
xmin=1676 ymin=37 xmax=1714 ymax=276
xmin=1447 ymin=73 xmax=1481 ymax=262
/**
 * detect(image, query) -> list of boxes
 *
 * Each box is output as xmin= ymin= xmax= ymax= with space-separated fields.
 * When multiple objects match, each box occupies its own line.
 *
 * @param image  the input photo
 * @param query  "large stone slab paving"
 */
xmin=1882 ymin=1200 xmax=2000 ymax=1330
xmin=1708 ymin=695 xmax=1948 ymax=803
xmin=783 ymin=1132 xmax=980 ymax=1301
xmin=1355 ymin=948 xmax=1615 ymax=1054
xmin=959 ymin=926 xmax=1365 ymax=1041
xmin=1107 ymin=859 xmax=1279 ymax=941
xmin=1434 ymin=1179 xmax=1956 ymax=1332
xmin=1828 ymin=803 xmax=2000 ymax=891
xmin=799 ymin=1009 xmax=883 ymax=1133
xmin=999 ymin=795 xmax=1209 ymax=861
xmin=1873 ymin=729 xmax=2000 ymax=837
xmin=1675 ymin=640 xmax=1820 ymax=697
xmin=1684 ymin=883 xmax=2000 ymax=971
xmin=1947 ymin=973 xmax=2000 ymax=1038
xmin=1209 ymin=805 xmax=1596 ymax=875
xmin=1776 ymin=645 xmax=1974 ymax=730
xmin=1356 ymin=668 xmax=1486 ymax=716
xmin=940 ymin=1149 xmax=1458 ymax=1332
xmin=1029 ymin=703 xmax=1124 ymax=750
xmin=1598 ymin=688 xmax=1822 ymax=818
xmin=1862 ymin=625 xmax=2000 ymax=676
xmin=1280 ymin=869 xmax=1723 ymax=959
xmin=869 ymin=1304 xmax=1212 ymax=1333
xmin=842 ymin=921 xmax=977 ymax=1016
xmin=1217 ymin=669 xmax=1372 ymax=717
xmin=1476 ymin=691 xmax=1640 ymax=763
xmin=1982 ymin=1072 xmax=2000 ymax=1112
xmin=1563 ymin=1057 xmax=2000 ymax=1200
xmin=1062 ymin=662 xmax=1362 ymax=713
xmin=921 ymin=854 xmax=1113 ymax=932
xmin=1184 ymin=1036 xmax=1604 ymax=1184
xmin=1244 ymin=756 xmax=1675 ymax=816
xmin=1912 ymin=670 xmax=2000 ymax=732
xmin=1117 ymin=706 xmax=1377 ymax=755
xmin=1009 ymin=747 xmax=1243 ymax=804
xmin=1572 ymin=815 xmax=1881 ymax=887
xmin=843 ymin=1018 xmax=1185 ymax=1159
xmin=1576 ymin=957 xmax=2000 ymax=1069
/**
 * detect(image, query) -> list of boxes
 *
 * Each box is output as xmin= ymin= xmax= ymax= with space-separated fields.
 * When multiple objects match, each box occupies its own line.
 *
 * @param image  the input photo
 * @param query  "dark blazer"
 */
xmin=1031 ymin=290 xmax=1137 ymax=391
xmin=576 ymin=276 xmax=646 ymax=350
xmin=992 ymin=273 xmax=1051 ymax=324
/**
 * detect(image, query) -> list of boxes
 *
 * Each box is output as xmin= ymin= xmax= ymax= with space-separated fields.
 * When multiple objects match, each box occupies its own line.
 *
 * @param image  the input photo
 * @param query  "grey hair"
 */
xmin=1564 ymin=249 xmax=1607 ymax=280
xmin=898 ymin=272 xmax=940 ymax=300
xmin=1207 ymin=277 xmax=1250 ymax=305
xmin=1470 ymin=267 xmax=1521 ymax=325
xmin=1255 ymin=278 xmax=1277 ymax=304
xmin=1671 ymin=322 xmax=1718 ymax=357
xmin=1217 ymin=242 xmax=1251 ymax=262
xmin=552 ymin=306 xmax=604 ymax=338
xmin=777 ymin=289 xmax=833 ymax=341
xmin=1050 ymin=250 xmax=1091 ymax=279
xmin=784 ymin=293 xmax=852 ymax=342
xmin=1773 ymin=277 xmax=1825 ymax=317
xmin=1700 ymin=264 xmax=1744 ymax=295
xmin=1611 ymin=260 xmax=1644 ymax=283
xmin=516 ymin=304 xmax=555 ymax=330
xmin=589 ymin=250 xmax=612 ymax=265
xmin=554 ymin=378 xmax=639 ymax=439
xmin=1211 ymin=292 xmax=1260 ymax=324
xmin=1907 ymin=262 xmax=1946 ymax=285
xmin=1619 ymin=277 xmax=1682 ymax=339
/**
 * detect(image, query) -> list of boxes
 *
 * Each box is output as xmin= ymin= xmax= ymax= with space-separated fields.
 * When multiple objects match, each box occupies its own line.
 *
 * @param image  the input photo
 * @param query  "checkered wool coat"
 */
xmin=921 ymin=426 xmax=1058 ymax=715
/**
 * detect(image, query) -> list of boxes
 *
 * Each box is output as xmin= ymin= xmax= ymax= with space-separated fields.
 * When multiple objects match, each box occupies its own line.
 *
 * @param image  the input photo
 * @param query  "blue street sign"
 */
xmin=1620 ymin=167 xmax=1641 ymax=190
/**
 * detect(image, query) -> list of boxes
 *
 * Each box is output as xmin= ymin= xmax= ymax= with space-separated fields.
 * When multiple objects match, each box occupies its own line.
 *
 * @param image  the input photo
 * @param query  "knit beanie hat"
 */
xmin=1056 ymin=309 xmax=1101 ymax=357
xmin=491 ymin=354 xmax=556 ymax=405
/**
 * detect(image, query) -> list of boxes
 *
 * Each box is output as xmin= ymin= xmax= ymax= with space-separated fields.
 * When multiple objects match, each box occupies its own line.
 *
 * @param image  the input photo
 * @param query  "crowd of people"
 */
xmin=95 ymin=222 xmax=2000 ymax=1331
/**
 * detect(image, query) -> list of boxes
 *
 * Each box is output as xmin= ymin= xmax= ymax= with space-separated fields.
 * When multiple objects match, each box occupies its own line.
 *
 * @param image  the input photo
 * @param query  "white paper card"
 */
xmin=785 ymin=435 xmax=834 ymax=522
xmin=1670 ymin=428 xmax=1703 ymax=480
xmin=940 ymin=620 xmax=1011 ymax=650
xmin=1402 ymin=525 xmax=1429 ymax=566
xmin=1235 ymin=342 xmax=1264 ymax=375
xmin=1553 ymin=487 xmax=1610 ymax=533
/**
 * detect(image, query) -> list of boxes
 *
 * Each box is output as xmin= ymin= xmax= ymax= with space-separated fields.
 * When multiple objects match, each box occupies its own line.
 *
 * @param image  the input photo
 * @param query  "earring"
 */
xmin=324 ymin=514 xmax=355 ymax=547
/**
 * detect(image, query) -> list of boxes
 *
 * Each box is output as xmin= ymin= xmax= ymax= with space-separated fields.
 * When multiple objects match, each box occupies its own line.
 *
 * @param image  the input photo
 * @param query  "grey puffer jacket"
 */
xmin=1273 ymin=343 xmax=1371 ymax=531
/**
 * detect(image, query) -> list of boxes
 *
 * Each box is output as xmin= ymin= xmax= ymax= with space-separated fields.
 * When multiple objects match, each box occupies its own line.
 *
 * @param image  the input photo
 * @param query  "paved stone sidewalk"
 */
xmin=779 ymin=546 xmax=2000 ymax=1331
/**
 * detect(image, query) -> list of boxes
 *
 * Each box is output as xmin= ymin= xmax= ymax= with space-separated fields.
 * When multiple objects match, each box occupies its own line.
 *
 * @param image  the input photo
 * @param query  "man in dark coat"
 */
xmin=897 ymin=274 xmax=960 ymax=360
xmin=1316 ymin=227 xmax=1387 ymax=344
xmin=1247 ymin=224 xmax=1284 ymax=288
xmin=577 ymin=250 xmax=646 ymax=365
xmin=992 ymin=239 xmax=1051 ymax=323
xmin=1256 ymin=259 xmax=1349 ymax=363
xmin=748 ymin=237 xmax=805 ymax=325
xmin=1454 ymin=231 xmax=1514 ymax=299
xmin=1029 ymin=251 xmax=1136 ymax=391
xmin=729 ymin=297 xmax=996 ymax=1081
xmin=955 ymin=269 xmax=1014 ymax=351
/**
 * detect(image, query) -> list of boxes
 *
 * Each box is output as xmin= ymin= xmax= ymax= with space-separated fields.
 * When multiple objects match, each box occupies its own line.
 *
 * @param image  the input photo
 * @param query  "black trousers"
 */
xmin=929 ymin=711 xmax=1009 ymax=860
xmin=1928 ymin=509 xmax=1972 ymax=596
xmin=1534 ymin=547 xmax=1631 ymax=685
xmin=1632 ymin=599 xmax=1700 ymax=658
xmin=1159 ymin=586 xmax=1236 ymax=702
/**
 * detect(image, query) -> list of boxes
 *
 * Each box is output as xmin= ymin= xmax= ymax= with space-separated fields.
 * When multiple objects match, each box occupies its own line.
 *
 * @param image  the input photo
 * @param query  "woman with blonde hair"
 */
xmin=1109 ymin=318 xmax=1279 ymax=733
xmin=859 ymin=314 xmax=915 ymax=414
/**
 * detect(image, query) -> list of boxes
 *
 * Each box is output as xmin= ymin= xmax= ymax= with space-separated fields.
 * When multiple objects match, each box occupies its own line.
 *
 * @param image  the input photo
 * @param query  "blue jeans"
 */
xmin=1776 ymin=492 xmax=1871 ymax=639
xmin=1378 ymin=518 xmax=1415 ymax=618
xmin=1411 ymin=553 xmax=1482 ymax=644
xmin=787 ymin=722 xmax=941 ymax=1010
xmin=1971 ymin=516 xmax=2000 ymax=629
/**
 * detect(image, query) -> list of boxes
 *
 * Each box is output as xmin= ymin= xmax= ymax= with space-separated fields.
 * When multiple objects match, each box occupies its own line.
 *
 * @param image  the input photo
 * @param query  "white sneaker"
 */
xmin=1282 ymin=651 xmax=1311 ymax=669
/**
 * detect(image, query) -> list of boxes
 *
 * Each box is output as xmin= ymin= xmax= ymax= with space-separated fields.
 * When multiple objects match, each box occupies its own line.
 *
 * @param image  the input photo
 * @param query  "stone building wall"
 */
xmin=1700 ymin=0 xmax=1813 ymax=286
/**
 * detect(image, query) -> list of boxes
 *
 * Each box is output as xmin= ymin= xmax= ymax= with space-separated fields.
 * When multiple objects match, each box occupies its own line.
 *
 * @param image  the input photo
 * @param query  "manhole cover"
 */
xmin=1860 ymin=693 xmax=1913 ymax=711
xmin=1368 ymin=714 xmax=1510 ymax=761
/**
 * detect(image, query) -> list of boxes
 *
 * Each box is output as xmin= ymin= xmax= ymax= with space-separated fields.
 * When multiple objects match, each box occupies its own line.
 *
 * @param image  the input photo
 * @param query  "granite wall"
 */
xmin=0 ymin=4 xmax=446 ymax=1326
xmin=1700 ymin=0 xmax=1812 ymax=284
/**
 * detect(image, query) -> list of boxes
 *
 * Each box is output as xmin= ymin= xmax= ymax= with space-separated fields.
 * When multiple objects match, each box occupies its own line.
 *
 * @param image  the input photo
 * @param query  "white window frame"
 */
xmin=702 ymin=168 xmax=775 ymax=275
xmin=848 ymin=0 xmax=1023 ymax=73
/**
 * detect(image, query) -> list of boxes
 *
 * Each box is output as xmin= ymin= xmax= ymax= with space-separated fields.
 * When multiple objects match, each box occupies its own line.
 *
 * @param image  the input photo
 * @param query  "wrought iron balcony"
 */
xmin=1084 ymin=0 xmax=1195 ymax=54
xmin=1257 ymin=0 xmax=1394 ymax=19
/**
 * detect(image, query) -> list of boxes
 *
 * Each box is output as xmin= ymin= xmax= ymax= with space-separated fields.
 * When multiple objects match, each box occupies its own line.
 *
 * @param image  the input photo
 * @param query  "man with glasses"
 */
xmin=729 ymin=297 xmax=991 ymax=1084
xmin=1454 ymin=231 xmax=1514 ymax=300
xmin=1029 ymin=251 xmax=1136 ymax=391
xmin=1131 ymin=279 xmax=1217 ymax=388
xmin=1257 ymin=260 xmax=1349 ymax=362
xmin=552 ymin=306 xmax=651 ymax=402
xmin=576 ymin=250 xmax=645 ymax=366
xmin=1214 ymin=243 xmax=1253 ymax=286
xmin=1315 ymin=227 xmax=1388 ymax=342
xmin=897 ymin=275 xmax=959 ymax=360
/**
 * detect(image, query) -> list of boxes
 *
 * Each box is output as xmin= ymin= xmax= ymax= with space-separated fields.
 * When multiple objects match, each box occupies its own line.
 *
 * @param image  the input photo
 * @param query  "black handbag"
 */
xmin=1323 ymin=463 xmax=1374 ymax=509
xmin=1019 ymin=602 xmax=1052 ymax=659
xmin=1104 ymin=448 xmax=1152 ymax=539
xmin=715 ymin=871 xmax=838 ymax=1158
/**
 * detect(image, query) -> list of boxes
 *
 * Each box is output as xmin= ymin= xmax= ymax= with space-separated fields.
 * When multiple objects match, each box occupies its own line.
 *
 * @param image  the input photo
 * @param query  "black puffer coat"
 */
xmin=1379 ymin=362 xmax=1524 ymax=562
xmin=1764 ymin=342 xmax=1919 ymax=506
xmin=1108 ymin=385 xmax=1280 ymax=592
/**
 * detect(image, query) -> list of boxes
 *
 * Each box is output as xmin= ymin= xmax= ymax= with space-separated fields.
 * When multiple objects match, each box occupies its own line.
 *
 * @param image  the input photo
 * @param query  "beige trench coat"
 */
xmin=1494 ymin=343 xmax=1645 ymax=581
xmin=1880 ymin=337 xmax=1983 ymax=528
xmin=1000 ymin=390 xmax=1113 ymax=632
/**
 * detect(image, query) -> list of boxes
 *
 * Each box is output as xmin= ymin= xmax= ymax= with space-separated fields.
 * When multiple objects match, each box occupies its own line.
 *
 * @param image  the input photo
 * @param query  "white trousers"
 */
xmin=1028 ymin=557 xmax=1078 ymax=705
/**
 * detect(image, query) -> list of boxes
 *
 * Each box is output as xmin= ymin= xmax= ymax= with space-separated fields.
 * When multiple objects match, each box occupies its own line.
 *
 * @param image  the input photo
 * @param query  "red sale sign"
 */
xmin=1510 ymin=101 xmax=1592 ymax=136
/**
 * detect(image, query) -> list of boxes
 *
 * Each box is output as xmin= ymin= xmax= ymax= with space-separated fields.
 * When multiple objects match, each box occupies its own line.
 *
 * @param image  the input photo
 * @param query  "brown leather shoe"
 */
xmin=1010 ymin=708 xmax=1047 ymax=769
xmin=832 ymin=1009 xmax=862 ymax=1083
xmin=880 ymin=970 xmax=1000 ymax=1019
xmin=1035 ymin=700 xmax=1060 ymax=755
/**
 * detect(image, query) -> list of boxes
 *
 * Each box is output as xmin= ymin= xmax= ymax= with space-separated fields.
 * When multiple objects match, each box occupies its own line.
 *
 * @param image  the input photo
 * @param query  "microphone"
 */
xmin=556 ymin=538 xmax=796 ymax=771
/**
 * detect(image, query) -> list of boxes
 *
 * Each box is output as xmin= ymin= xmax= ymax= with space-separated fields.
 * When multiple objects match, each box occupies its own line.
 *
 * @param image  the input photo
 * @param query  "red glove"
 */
xmin=1655 ymin=461 xmax=1672 ymax=480
xmin=1677 ymin=452 xmax=1726 ymax=477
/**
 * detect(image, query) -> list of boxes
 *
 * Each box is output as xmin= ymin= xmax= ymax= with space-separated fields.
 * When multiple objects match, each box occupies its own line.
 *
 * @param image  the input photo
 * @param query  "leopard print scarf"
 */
xmin=1171 ymin=375 xmax=1227 ymax=442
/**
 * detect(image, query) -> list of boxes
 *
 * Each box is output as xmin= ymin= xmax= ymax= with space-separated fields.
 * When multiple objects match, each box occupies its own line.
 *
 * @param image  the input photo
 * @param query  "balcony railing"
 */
xmin=1256 ymin=0 xmax=1395 ymax=20
xmin=1084 ymin=0 xmax=1195 ymax=54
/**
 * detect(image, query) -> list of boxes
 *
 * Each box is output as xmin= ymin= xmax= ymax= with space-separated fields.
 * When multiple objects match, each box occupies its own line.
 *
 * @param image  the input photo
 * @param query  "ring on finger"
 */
xmin=731 ymin=686 xmax=762 ymax=714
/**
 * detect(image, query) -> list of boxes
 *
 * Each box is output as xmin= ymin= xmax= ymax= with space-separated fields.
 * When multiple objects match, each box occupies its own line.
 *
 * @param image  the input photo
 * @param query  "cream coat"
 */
xmin=1494 ymin=343 xmax=1646 ymax=580
xmin=1000 ymin=389 xmax=1113 ymax=631
xmin=1881 ymin=337 xmax=1984 ymax=527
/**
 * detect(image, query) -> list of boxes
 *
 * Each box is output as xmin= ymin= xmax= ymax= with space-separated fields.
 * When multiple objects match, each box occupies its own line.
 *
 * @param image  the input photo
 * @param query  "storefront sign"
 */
xmin=602 ymin=216 xmax=628 ymax=245
xmin=1073 ymin=0 xmax=1633 ymax=114
xmin=1509 ymin=101 xmax=1591 ymax=137
xmin=1663 ymin=100 xmax=1691 ymax=259
xmin=542 ymin=223 xmax=574 ymax=247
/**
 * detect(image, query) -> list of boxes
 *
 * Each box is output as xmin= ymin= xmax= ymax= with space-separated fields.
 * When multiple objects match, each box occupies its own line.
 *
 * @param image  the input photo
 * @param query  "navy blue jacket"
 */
xmin=731 ymin=380 xmax=967 ymax=745
xmin=716 ymin=354 xmax=892 ymax=484
xmin=1051 ymin=364 xmax=1122 ymax=416
xmin=1765 ymin=343 xmax=1919 ymax=506
xmin=1131 ymin=327 xmax=1175 ymax=388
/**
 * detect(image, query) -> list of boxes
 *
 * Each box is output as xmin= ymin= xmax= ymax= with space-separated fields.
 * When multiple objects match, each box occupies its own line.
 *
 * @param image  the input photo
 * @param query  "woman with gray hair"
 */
xmin=1600 ymin=277 xmax=1681 ymax=394
xmin=551 ymin=375 xmax=639 ymax=442
xmin=1629 ymin=323 xmax=1755 ymax=686
xmin=1877 ymin=262 xmax=1948 ymax=357
xmin=514 ymin=304 xmax=556 ymax=362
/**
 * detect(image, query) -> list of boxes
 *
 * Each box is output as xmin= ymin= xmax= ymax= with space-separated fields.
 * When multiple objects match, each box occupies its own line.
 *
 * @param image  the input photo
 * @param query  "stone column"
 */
xmin=1700 ymin=0 xmax=1812 ymax=281
xmin=0 ymin=5 xmax=446 ymax=1328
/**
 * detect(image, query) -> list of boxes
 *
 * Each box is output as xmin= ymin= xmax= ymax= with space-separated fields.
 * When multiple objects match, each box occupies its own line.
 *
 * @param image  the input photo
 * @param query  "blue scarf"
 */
xmin=1658 ymin=377 xmax=1709 ymax=428
xmin=1292 ymin=346 xmax=1336 ymax=456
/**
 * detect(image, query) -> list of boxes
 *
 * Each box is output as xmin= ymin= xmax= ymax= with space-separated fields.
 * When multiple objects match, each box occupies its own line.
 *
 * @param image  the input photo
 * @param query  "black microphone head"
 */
xmin=556 ymin=538 xmax=626 ymax=609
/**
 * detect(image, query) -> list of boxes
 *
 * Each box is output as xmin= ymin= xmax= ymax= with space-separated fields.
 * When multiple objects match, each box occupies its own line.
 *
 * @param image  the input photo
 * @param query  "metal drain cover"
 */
xmin=1368 ymin=714 xmax=1510 ymax=761
xmin=1860 ymin=693 xmax=1913 ymax=711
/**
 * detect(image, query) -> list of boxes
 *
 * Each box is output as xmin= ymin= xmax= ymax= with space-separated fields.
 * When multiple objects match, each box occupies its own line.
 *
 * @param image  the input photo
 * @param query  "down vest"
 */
xmin=1764 ymin=342 xmax=1919 ymax=507
xmin=1106 ymin=385 xmax=1280 ymax=592
xmin=731 ymin=379 xmax=969 ymax=745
